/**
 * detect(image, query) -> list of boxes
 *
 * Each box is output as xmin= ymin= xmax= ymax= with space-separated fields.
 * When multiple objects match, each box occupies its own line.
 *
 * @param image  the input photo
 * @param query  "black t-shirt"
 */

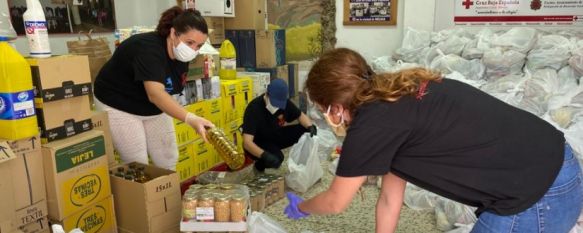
xmin=242 ymin=94 xmax=302 ymax=142
xmin=94 ymin=32 xmax=188 ymax=116
xmin=337 ymin=78 xmax=565 ymax=216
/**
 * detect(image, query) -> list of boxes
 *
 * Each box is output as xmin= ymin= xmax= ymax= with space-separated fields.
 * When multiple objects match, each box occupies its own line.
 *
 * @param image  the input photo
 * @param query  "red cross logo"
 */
xmin=462 ymin=0 xmax=474 ymax=9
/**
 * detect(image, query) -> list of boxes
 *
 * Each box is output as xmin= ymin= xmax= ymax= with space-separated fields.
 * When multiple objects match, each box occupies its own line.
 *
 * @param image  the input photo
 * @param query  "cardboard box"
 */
xmin=52 ymin=195 xmax=117 ymax=233
xmin=18 ymin=217 xmax=49 ymax=233
xmin=255 ymin=65 xmax=288 ymax=82
xmin=173 ymin=119 xmax=195 ymax=146
xmin=110 ymin=162 xmax=181 ymax=233
xmin=205 ymin=98 xmax=223 ymax=127
xmin=237 ymin=72 xmax=270 ymax=98
xmin=224 ymin=119 xmax=243 ymax=153
xmin=204 ymin=17 xmax=225 ymax=45
xmin=224 ymin=30 xmax=256 ymax=68
xmin=27 ymin=56 xmax=92 ymax=104
xmin=36 ymin=95 xmax=93 ymax=144
xmin=5 ymin=137 xmax=48 ymax=228
xmin=0 ymin=142 xmax=17 ymax=233
xmin=41 ymin=130 xmax=111 ymax=220
xmin=235 ymin=77 xmax=253 ymax=117
xmin=91 ymin=111 xmax=116 ymax=166
xmin=176 ymin=143 xmax=195 ymax=182
xmin=193 ymin=139 xmax=213 ymax=174
xmin=221 ymin=80 xmax=239 ymax=126
xmin=187 ymin=56 xmax=205 ymax=81
xmin=194 ymin=0 xmax=235 ymax=17
xmin=288 ymin=63 xmax=299 ymax=97
xmin=255 ymin=30 xmax=286 ymax=68
xmin=224 ymin=0 xmax=267 ymax=30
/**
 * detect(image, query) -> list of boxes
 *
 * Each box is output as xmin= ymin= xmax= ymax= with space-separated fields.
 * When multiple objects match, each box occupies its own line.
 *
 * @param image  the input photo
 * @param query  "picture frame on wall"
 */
xmin=343 ymin=0 xmax=397 ymax=26
xmin=7 ymin=0 xmax=116 ymax=35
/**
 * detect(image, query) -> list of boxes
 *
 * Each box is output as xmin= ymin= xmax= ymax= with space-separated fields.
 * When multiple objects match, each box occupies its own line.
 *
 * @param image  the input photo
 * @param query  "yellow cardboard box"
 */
xmin=41 ymin=130 xmax=111 ymax=220
xmin=236 ymin=77 xmax=254 ymax=117
xmin=221 ymin=80 xmax=239 ymax=126
xmin=173 ymin=119 xmax=195 ymax=146
xmin=224 ymin=119 xmax=244 ymax=153
xmin=204 ymin=98 xmax=222 ymax=127
xmin=193 ymin=139 xmax=213 ymax=174
xmin=176 ymin=142 xmax=196 ymax=182
xmin=52 ymin=195 xmax=117 ymax=233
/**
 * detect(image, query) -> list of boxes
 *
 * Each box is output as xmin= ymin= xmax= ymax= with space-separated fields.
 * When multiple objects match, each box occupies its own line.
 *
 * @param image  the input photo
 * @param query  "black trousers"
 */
xmin=246 ymin=124 xmax=307 ymax=171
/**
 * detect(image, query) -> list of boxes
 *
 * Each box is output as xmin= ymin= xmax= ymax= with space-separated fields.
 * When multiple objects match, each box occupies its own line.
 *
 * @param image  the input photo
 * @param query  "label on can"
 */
xmin=0 ymin=90 xmax=35 ymax=120
xmin=195 ymin=207 xmax=214 ymax=221
xmin=24 ymin=21 xmax=51 ymax=55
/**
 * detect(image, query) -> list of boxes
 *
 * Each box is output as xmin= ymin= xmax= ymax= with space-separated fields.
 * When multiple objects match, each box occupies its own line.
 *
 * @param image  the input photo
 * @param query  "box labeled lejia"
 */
xmin=110 ymin=162 xmax=181 ymax=233
xmin=41 ymin=130 xmax=111 ymax=220
xmin=52 ymin=195 xmax=117 ymax=233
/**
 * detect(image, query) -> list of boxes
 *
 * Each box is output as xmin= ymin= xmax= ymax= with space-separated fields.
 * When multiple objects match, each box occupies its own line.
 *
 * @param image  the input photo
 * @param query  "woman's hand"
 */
xmin=185 ymin=112 xmax=214 ymax=142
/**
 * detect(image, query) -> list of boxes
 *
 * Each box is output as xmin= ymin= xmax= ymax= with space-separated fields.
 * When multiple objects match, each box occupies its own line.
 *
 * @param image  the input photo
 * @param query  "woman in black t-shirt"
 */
xmin=283 ymin=48 xmax=582 ymax=233
xmin=94 ymin=7 xmax=213 ymax=170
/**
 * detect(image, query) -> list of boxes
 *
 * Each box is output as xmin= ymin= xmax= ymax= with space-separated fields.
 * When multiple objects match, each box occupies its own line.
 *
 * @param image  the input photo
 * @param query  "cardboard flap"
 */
xmin=0 ymin=141 xmax=17 ymax=163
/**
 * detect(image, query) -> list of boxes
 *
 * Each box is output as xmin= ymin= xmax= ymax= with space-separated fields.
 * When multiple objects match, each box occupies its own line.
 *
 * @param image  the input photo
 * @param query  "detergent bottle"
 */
xmin=219 ymin=39 xmax=237 ymax=80
xmin=23 ymin=0 xmax=51 ymax=58
xmin=0 ymin=36 xmax=39 ymax=140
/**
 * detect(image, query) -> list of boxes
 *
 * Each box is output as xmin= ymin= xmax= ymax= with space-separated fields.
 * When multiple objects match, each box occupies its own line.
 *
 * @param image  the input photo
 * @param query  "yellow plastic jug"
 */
xmin=219 ymin=39 xmax=237 ymax=80
xmin=0 ymin=40 xmax=38 ymax=140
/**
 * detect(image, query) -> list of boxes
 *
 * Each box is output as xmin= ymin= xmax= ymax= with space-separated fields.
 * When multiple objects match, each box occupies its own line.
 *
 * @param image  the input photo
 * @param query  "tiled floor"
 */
xmin=260 ymin=158 xmax=441 ymax=233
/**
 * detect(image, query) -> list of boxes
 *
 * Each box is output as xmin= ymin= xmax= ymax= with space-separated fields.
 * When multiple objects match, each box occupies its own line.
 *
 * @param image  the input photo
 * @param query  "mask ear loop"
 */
xmin=326 ymin=105 xmax=345 ymax=127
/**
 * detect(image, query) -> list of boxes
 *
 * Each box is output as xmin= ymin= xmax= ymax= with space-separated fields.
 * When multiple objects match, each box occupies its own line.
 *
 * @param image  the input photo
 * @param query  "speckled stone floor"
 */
xmin=260 ymin=155 xmax=441 ymax=233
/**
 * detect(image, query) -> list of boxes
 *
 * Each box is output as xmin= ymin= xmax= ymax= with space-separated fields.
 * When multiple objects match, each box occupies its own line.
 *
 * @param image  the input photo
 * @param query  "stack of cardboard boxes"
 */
xmin=31 ymin=55 xmax=117 ymax=233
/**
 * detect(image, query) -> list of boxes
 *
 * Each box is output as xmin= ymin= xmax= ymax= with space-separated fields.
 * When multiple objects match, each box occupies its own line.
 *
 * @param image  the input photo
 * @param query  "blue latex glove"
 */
xmin=284 ymin=192 xmax=309 ymax=219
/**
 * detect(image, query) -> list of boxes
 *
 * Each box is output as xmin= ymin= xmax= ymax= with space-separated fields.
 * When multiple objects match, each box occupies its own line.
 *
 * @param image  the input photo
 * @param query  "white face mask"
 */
xmin=173 ymin=40 xmax=199 ymax=62
xmin=265 ymin=96 xmax=279 ymax=114
xmin=324 ymin=105 xmax=347 ymax=137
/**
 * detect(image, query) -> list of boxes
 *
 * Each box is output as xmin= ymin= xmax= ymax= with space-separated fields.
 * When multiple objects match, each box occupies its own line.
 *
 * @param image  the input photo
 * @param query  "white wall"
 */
xmin=335 ymin=0 xmax=435 ymax=62
xmin=0 ymin=0 xmax=177 ymax=55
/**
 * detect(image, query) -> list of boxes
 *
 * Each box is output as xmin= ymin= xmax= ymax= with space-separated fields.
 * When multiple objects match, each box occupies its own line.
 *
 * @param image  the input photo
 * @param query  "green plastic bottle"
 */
xmin=219 ymin=39 xmax=237 ymax=80
xmin=0 ymin=38 xmax=39 ymax=140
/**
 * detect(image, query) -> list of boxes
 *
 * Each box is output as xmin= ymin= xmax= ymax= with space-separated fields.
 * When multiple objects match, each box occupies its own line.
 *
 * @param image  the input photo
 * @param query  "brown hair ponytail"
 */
xmin=305 ymin=48 xmax=442 ymax=113
xmin=156 ymin=6 xmax=208 ymax=38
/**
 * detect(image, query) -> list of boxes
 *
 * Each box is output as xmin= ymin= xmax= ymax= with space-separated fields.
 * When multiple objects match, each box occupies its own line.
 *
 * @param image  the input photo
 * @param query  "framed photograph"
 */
xmin=343 ymin=0 xmax=397 ymax=26
xmin=8 ymin=0 xmax=117 ymax=35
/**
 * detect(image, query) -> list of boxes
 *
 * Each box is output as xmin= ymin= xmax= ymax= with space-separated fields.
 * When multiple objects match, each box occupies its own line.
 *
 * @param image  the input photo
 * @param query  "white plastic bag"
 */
xmin=570 ymin=40 xmax=583 ymax=75
xmin=316 ymin=129 xmax=337 ymax=161
xmin=565 ymin=121 xmax=583 ymax=160
xmin=435 ymin=199 xmax=477 ymax=231
xmin=434 ymin=35 xmax=471 ymax=56
xmin=403 ymin=184 xmax=439 ymax=211
xmin=445 ymin=71 xmax=487 ymax=88
xmin=247 ymin=212 xmax=287 ymax=233
xmin=371 ymin=56 xmax=395 ymax=73
xmin=526 ymin=35 xmax=572 ymax=70
xmin=394 ymin=27 xmax=432 ymax=63
xmin=286 ymin=133 xmax=323 ymax=193
xmin=430 ymin=52 xmax=485 ymax=80
xmin=482 ymin=47 xmax=526 ymax=78
xmin=491 ymin=27 xmax=537 ymax=53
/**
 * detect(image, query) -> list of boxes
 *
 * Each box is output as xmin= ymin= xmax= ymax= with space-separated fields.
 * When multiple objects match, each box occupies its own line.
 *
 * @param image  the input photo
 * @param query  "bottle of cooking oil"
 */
xmin=219 ymin=39 xmax=236 ymax=80
xmin=0 ymin=38 xmax=38 ymax=140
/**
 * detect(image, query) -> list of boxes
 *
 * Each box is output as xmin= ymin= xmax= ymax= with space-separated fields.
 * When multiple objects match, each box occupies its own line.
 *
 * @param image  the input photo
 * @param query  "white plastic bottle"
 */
xmin=23 ymin=0 xmax=51 ymax=58
xmin=51 ymin=224 xmax=66 ymax=233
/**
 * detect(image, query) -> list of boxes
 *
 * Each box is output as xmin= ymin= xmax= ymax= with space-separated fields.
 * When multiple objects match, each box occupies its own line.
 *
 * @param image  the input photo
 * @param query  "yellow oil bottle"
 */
xmin=219 ymin=39 xmax=237 ymax=80
xmin=0 ymin=39 xmax=38 ymax=140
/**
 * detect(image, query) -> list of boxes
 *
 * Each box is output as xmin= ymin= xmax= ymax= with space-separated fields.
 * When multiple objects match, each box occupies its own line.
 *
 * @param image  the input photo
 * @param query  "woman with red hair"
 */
xmin=284 ymin=48 xmax=581 ymax=233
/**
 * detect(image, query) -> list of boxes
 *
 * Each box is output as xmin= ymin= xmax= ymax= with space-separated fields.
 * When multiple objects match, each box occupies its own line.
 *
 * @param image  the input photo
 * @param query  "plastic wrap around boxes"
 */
xmin=381 ymin=27 xmax=583 ymax=233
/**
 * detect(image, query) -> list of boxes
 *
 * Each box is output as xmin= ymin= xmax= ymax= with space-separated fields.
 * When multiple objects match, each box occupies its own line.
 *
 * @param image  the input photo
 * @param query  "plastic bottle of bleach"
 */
xmin=23 ymin=0 xmax=51 ymax=58
xmin=219 ymin=39 xmax=237 ymax=80
xmin=0 ymin=37 xmax=38 ymax=140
